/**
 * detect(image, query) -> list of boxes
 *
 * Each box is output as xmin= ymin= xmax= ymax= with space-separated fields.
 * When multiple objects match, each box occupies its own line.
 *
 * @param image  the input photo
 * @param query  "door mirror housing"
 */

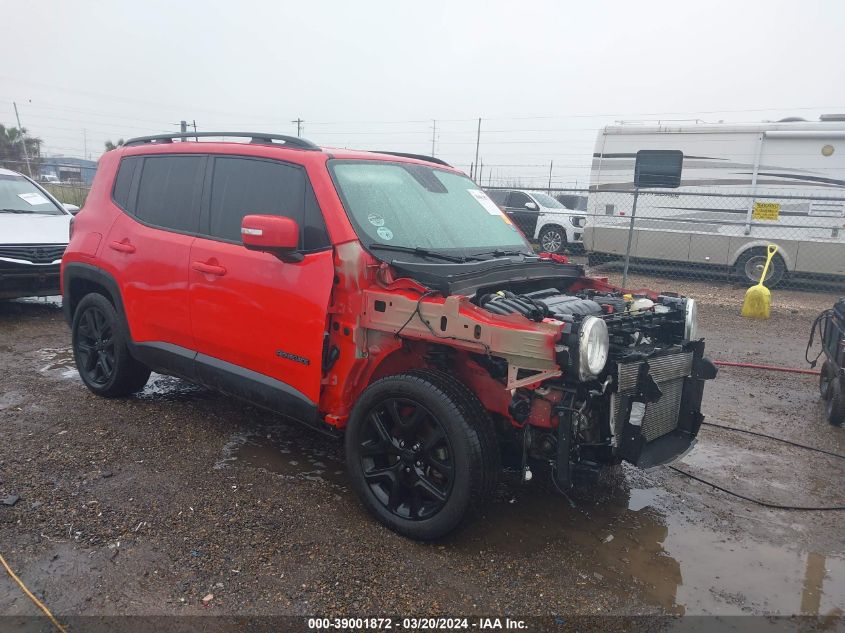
xmin=241 ymin=215 xmax=302 ymax=262
xmin=524 ymin=201 xmax=538 ymax=211
xmin=63 ymin=203 xmax=80 ymax=215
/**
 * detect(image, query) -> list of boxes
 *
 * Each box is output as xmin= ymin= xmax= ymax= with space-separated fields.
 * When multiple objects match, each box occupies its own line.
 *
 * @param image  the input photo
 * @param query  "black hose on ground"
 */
xmin=667 ymin=420 xmax=845 ymax=511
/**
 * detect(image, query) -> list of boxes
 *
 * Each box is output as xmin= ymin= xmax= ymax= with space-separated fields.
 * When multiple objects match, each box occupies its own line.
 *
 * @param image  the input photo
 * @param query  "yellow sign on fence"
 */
xmin=752 ymin=202 xmax=781 ymax=221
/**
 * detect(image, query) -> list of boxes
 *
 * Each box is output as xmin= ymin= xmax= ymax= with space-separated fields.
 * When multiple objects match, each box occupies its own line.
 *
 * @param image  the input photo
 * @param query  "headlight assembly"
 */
xmin=578 ymin=316 xmax=609 ymax=380
xmin=684 ymin=298 xmax=698 ymax=340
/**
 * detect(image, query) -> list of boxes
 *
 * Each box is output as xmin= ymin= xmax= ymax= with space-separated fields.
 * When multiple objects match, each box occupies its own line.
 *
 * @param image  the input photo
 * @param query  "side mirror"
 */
xmin=241 ymin=215 xmax=302 ymax=262
xmin=64 ymin=203 xmax=80 ymax=215
xmin=524 ymin=201 xmax=538 ymax=211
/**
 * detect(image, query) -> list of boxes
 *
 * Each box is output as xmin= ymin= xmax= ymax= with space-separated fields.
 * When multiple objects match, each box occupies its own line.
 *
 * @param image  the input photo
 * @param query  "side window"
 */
xmin=207 ymin=156 xmax=329 ymax=249
xmin=506 ymin=191 xmax=531 ymax=208
xmin=112 ymin=157 xmax=139 ymax=210
xmin=135 ymin=156 xmax=204 ymax=232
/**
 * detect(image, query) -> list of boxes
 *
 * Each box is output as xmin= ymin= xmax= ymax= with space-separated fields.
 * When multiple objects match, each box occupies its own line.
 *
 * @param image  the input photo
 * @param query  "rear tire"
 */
xmin=71 ymin=293 xmax=151 ymax=397
xmin=826 ymin=378 xmax=845 ymax=425
xmin=735 ymin=248 xmax=786 ymax=287
xmin=820 ymin=360 xmax=835 ymax=400
xmin=539 ymin=225 xmax=566 ymax=254
xmin=345 ymin=372 xmax=493 ymax=540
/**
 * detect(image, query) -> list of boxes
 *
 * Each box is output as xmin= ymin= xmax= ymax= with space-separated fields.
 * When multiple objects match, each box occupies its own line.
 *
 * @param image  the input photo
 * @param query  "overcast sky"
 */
xmin=3 ymin=0 xmax=843 ymax=186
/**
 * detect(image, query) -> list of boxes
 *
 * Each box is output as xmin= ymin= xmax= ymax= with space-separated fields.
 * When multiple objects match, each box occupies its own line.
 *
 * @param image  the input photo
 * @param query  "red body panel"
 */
xmin=105 ymin=212 xmax=195 ymax=348
xmin=188 ymin=237 xmax=334 ymax=403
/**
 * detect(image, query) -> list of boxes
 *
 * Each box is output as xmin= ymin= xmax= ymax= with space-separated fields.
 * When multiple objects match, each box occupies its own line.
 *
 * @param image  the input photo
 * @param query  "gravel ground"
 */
xmin=0 ymin=278 xmax=843 ymax=629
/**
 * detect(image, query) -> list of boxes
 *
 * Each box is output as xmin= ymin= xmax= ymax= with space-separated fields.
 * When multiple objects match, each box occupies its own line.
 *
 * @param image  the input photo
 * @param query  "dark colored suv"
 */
xmin=62 ymin=132 xmax=715 ymax=540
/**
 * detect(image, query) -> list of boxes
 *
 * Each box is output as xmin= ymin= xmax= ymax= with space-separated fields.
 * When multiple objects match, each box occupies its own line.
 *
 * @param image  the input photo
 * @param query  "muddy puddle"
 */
xmin=37 ymin=346 xmax=80 ymax=381
xmin=136 ymin=373 xmax=209 ymax=401
xmin=216 ymin=429 xmax=346 ymax=488
xmin=458 ymin=471 xmax=845 ymax=617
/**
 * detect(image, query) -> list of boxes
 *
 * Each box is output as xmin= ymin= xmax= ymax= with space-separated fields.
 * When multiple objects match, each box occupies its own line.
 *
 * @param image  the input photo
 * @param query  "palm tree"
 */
xmin=104 ymin=139 xmax=125 ymax=151
xmin=0 ymin=124 xmax=43 ymax=175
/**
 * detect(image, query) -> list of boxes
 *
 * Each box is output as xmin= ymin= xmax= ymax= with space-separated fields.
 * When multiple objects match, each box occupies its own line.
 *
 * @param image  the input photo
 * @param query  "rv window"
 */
xmin=634 ymin=150 xmax=683 ymax=189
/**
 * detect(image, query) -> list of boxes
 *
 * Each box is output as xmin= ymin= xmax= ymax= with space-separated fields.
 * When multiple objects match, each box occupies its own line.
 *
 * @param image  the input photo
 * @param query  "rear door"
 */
xmin=105 ymin=154 xmax=204 ymax=369
xmin=504 ymin=191 xmax=539 ymax=237
xmin=188 ymin=155 xmax=334 ymax=420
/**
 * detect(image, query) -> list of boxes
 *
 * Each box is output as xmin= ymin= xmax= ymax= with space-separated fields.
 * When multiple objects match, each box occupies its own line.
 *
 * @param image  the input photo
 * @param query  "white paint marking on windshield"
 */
xmin=467 ymin=189 xmax=504 ymax=216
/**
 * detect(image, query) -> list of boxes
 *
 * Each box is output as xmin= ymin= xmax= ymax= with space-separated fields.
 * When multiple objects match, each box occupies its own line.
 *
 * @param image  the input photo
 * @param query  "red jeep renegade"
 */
xmin=62 ymin=132 xmax=715 ymax=540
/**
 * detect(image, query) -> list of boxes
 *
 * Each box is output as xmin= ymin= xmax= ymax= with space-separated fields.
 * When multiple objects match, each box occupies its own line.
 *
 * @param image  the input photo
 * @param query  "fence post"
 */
xmin=621 ymin=188 xmax=640 ymax=288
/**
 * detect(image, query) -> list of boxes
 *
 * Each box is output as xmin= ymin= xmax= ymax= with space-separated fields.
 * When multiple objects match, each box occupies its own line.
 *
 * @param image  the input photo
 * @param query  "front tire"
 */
xmin=345 ymin=372 xmax=492 ymax=540
xmin=71 ymin=293 xmax=151 ymax=397
xmin=735 ymin=247 xmax=786 ymax=287
xmin=539 ymin=225 xmax=566 ymax=254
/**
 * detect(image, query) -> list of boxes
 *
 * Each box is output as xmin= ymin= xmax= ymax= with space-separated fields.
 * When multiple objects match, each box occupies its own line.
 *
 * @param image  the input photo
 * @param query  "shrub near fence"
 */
xmin=42 ymin=182 xmax=90 ymax=208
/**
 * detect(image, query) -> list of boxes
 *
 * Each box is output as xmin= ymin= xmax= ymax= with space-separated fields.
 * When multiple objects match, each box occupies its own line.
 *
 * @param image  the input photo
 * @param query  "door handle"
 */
xmin=191 ymin=261 xmax=227 ymax=276
xmin=109 ymin=239 xmax=136 ymax=254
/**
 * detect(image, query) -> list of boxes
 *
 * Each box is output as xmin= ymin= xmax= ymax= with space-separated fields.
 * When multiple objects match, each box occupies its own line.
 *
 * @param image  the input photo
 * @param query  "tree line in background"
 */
xmin=0 ymin=124 xmax=42 ymax=175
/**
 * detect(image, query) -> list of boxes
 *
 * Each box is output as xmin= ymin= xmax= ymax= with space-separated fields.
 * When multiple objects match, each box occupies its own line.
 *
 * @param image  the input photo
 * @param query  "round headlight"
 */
xmin=578 ymin=316 xmax=609 ymax=380
xmin=684 ymin=298 xmax=698 ymax=340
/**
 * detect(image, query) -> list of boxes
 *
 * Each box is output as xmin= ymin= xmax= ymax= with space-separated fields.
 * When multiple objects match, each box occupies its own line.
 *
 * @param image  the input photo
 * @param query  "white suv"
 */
xmin=485 ymin=189 xmax=585 ymax=254
xmin=0 ymin=168 xmax=77 ymax=299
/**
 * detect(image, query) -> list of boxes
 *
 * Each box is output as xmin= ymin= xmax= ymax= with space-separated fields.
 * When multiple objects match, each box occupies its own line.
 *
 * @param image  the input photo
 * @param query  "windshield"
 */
xmin=530 ymin=192 xmax=566 ymax=209
xmin=0 ymin=174 xmax=65 ymax=215
xmin=330 ymin=161 xmax=531 ymax=257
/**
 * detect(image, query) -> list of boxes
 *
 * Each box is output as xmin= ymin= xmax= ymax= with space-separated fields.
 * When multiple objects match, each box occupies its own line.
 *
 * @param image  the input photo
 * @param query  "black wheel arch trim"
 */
xmin=63 ymin=262 xmax=128 ymax=329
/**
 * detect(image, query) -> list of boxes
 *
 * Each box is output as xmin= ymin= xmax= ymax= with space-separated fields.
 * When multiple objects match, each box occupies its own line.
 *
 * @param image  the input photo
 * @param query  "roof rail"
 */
xmin=123 ymin=132 xmax=320 ymax=151
xmin=371 ymin=151 xmax=451 ymax=167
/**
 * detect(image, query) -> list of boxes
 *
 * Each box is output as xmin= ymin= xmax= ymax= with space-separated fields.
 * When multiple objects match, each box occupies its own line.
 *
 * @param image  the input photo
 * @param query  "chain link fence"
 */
xmin=485 ymin=186 xmax=845 ymax=294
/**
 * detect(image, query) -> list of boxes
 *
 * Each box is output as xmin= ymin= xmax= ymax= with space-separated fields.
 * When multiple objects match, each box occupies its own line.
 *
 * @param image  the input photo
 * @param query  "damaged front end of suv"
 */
xmin=355 ymin=255 xmax=717 ymax=491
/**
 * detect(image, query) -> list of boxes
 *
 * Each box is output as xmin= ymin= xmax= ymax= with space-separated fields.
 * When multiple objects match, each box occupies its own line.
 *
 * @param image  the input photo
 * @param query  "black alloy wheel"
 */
xmin=76 ymin=304 xmax=116 ymax=386
xmin=358 ymin=397 xmax=453 ymax=521
xmin=71 ymin=293 xmax=151 ymax=397
xmin=345 ymin=372 xmax=494 ymax=540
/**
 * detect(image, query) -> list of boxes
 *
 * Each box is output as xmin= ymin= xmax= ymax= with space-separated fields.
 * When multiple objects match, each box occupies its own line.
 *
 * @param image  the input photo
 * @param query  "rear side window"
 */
xmin=135 ymin=155 xmax=205 ymax=232
xmin=207 ymin=156 xmax=330 ymax=250
xmin=112 ymin=157 xmax=139 ymax=210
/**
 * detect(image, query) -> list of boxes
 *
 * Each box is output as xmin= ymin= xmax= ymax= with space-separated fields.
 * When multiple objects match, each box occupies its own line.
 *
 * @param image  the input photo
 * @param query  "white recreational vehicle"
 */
xmin=583 ymin=117 xmax=845 ymax=285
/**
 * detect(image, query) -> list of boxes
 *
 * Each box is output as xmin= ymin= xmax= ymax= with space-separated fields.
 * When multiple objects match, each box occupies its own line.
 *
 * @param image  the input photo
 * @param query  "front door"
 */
xmin=188 ymin=155 xmax=334 ymax=421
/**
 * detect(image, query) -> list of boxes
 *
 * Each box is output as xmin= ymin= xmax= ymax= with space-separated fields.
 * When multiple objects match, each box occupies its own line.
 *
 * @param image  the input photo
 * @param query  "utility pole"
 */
xmin=292 ymin=118 xmax=304 ymax=137
xmin=192 ymin=120 xmax=198 ymax=141
xmin=180 ymin=120 xmax=188 ymax=138
xmin=548 ymin=160 xmax=553 ymax=194
xmin=478 ymin=158 xmax=483 ymax=185
xmin=431 ymin=119 xmax=436 ymax=156
xmin=473 ymin=118 xmax=481 ymax=182
xmin=12 ymin=102 xmax=32 ymax=177
xmin=83 ymin=129 xmax=88 ymax=160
